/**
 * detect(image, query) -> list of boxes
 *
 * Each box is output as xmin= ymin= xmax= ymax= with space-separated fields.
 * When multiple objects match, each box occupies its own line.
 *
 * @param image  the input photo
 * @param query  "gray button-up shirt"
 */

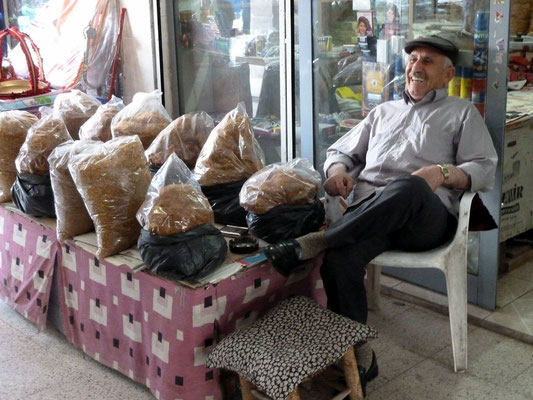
xmin=324 ymin=88 xmax=498 ymax=215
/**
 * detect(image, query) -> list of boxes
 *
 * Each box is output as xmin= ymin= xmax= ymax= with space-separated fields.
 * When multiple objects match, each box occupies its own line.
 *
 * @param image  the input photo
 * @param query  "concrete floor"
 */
xmin=1 ymin=294 xmax=533 ymax=400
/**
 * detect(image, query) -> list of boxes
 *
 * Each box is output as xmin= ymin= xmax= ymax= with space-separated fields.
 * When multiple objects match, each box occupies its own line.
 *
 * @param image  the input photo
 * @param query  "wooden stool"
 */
xmin=207 ymin=296 xmax=377 ymax=400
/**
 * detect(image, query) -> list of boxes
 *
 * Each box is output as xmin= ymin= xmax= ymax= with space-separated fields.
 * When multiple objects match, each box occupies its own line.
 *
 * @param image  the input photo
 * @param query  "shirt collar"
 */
xmin=402 ymin=87 xmax=448 ymax=105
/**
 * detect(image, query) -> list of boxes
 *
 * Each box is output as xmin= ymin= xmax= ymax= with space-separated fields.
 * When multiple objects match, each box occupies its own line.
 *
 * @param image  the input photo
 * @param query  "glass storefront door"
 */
xmin=159 ymin=0 xmax=509 ymax=309
xmin=160 ymin=0 xmax=283 ymax=166
xmin=293 ymin=0 xmax=507 ymax=309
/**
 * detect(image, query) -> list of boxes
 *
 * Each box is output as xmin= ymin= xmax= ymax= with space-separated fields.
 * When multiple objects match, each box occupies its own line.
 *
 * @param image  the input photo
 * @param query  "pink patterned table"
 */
xmin=56 ymin=239 xmax=326 ymax=400
xmin=0 ymin=206 xmax=59 ymax=331
xmin=0 ymin=204 xmax=326 ymax=399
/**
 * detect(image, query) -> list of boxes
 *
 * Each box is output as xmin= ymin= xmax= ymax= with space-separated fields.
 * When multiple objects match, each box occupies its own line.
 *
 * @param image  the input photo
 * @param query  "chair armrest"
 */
xmin=457 ymin=191 xmax=476 ymax=234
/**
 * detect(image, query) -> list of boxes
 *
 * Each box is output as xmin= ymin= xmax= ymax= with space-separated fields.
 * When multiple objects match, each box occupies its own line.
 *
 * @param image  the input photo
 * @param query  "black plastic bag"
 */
xmin=246 ymin=199 xmax=325 ymax=243
xmin=201 ymin=180 xmax=248 ymax=227
xmin=11 ymin=172 xmax=56 ymax=217
xmin=137 ymin=224 xmax=228 ymax=281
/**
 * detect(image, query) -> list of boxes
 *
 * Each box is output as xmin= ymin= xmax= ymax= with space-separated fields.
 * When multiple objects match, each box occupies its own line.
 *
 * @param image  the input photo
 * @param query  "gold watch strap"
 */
xmin=438 ymin=164 xmax=450 ymax=180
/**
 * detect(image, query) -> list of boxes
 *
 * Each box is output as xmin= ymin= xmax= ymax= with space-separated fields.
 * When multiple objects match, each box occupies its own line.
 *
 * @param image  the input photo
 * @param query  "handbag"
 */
xmin=0 ymin=27 xmax=51 ymax=99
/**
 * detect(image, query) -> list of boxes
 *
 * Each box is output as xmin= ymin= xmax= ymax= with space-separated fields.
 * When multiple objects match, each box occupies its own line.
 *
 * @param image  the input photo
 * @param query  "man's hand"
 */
xmin=411 ymin=165 xmax=444 ymax=191
xmin=324 ymin=167 xmax=355 ymax=198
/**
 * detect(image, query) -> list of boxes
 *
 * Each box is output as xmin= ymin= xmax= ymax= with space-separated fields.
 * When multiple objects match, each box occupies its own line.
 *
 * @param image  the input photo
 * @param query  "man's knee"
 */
xmin=385 ymin=174 xmax=433 ymax=202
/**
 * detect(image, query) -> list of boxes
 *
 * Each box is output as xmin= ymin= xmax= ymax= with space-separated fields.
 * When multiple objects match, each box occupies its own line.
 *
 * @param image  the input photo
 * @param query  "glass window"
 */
xmin=174 ymin=0 xmax=282 ymax=165
xmin=305 ymin=0 xmax=490 ymax=176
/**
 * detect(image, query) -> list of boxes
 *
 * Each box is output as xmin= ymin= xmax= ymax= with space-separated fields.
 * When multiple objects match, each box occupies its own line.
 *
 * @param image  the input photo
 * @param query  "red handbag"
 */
xmin=0 ymin=27 xmax=51 ymax=99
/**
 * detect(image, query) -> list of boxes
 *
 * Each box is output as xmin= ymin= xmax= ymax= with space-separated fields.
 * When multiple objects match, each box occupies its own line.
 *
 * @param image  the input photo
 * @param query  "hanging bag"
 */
xmin=0 ymin=27 xmax=51 ymax=99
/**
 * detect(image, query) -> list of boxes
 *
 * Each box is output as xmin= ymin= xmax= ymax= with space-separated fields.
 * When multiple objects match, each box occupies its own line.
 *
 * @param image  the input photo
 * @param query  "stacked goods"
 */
xmin=138 ymin=154 xmax=214 ymax=236
xmin=194 ymin=102 xmax=264 ymax=185
xmin=239 ymin=158 xmax=325 ymax=243
xmin=511 ymin=0 xmax=532 ymax=35
xmin=111 ymin=90 xmax=171 ymax=149
xmin=141 ymin=183 xmax=214 ymax=236
xmin=472 ymin=11 xmax=489 ymax=116
xmin=79 ymin=96 xmax=124 ymax=142
xmin=137 ymin=154 xmax=226 ymax=280
xmin=69 ymin=136 xmax=151 ymax=258
xmin=15 ymin=112 xmax=72 ymax=175
xmin=48 ymin=141 xmax=94 ymax=242
xmin=194 ymin=103 xmax=264 ymax=226
xmin=145 ymin=111 xmax=214 ymax=169
xmin=53 ymin=90 xmax=101 ymax=139
xmin=12 ymin=110 xmax=72 ymax=216
xmin=240 ymin=163 xmax=320 ymax=214
xmin=0 ymin=111 xmax=38 ymax=202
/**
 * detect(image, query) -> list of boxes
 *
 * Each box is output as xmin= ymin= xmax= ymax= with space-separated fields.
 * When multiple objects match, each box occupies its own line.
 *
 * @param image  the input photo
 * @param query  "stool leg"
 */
xmin=287 ymin=386 xmax=301 ymax=400
xmin=239 ymin=375 xmax=256 ymax=400
xmin=341 ymin=346 xmax=364 ymax=400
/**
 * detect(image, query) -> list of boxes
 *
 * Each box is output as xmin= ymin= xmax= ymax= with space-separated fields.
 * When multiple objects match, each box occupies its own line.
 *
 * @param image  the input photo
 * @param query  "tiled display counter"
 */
xmin=0 ymin=204 xmax=326 ymax=399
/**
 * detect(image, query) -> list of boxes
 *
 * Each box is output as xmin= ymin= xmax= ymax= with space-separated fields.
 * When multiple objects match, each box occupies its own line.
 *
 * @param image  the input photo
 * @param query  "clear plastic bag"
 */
xmin=333 ymin=55 xmax=363 ymax=87
xmin=48 ymin=140 xmax=94 ymax=242
xmin=145 ymin=111 xmax=214 ymax=169
xmin=68 ymin=136 xmax=151 ymax=258
xmin=79 ymin=95 xmax=124 ymax=142
xmin=53 ymin=89 xmax=101 ymax=139
xmin=15 ymin=111 xmax=72 ymax=175
xmin=111 ymin=90 xmax=172 ymax=149
xmin=239 ymin=158 xmax=321 ymax=214
xmin=137 ymin=153 xmax=214 ymax=236
xmin=0 ymin=111 xmax=38 ymax=202
xmin=194 ymin=102 xmax=264 ymax=185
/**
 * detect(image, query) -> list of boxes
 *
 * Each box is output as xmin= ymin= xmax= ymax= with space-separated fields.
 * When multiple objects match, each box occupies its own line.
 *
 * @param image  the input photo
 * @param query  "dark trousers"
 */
xmin=321 ymin=175 xmax=456 ymax=323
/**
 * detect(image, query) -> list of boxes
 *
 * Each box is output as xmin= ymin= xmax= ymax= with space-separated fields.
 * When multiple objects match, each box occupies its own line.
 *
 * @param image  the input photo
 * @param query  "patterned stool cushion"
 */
xmin=206 ymin=296 xmax=377 ymax=400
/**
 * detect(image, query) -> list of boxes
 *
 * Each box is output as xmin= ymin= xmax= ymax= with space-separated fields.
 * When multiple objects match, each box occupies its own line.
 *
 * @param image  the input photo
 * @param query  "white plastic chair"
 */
xmin=324 ymin=191 xmax=475 ymax=373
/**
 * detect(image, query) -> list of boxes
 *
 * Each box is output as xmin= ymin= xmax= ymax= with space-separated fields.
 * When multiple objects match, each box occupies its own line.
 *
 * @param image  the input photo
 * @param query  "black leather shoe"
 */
xmin=358 ymin=350 xmax=378 ymax=395
xmin=262 ymin=239 xmax=302 ymax=277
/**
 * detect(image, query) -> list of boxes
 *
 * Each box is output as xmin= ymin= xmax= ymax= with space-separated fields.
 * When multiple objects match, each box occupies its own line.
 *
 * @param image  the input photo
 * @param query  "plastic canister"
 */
xmin=460 ymin=67 xmax=473 ymax=100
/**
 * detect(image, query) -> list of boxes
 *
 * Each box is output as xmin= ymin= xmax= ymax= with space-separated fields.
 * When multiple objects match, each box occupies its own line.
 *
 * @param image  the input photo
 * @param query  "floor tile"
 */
xmin=432 ymin=326 xmax=533 ymax=385
xmin=392 ymin=281 xmax=493 ymax=320
xmin=377 ymin=273 xmax=403 ymax=288
xmin=505 ymin=364 xmax=533 ymax=399
xmin=365 ymin=335 xmax=425 ymax=393
xmin=486 ymin=290 xmax=533 ymax=336
xmin=371 ymin=304 xmax=452 ymax=359
xmin=508 ymin=259 xmax=533 ymax=282
xmin=367 ymin=358 xmax=509 ymax=400
xmin=366 ymin=296 xmax=414 ymax=332
xmin=496 ymin=274 xmax=533 ymax=308
xmin=0 ymin=300 xmax=41 ymax=337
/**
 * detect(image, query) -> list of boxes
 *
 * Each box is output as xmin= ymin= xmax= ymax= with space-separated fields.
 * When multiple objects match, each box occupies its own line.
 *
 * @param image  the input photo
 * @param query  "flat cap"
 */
xmin=404 ymin=35 xmax=459 ymax=65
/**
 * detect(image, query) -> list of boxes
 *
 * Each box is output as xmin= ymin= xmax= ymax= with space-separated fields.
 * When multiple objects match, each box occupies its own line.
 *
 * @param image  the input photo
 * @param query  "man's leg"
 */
xmin=321 ymin=235 xmax=391 ymax=324
xmin=326 ymin=175 xmax=452 ymax=251
xmin=264 ymin=175 xmax=454 ymax=275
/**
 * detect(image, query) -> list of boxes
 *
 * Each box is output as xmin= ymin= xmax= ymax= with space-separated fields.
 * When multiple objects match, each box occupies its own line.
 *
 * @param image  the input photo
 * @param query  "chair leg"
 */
xmin=239 ymin=375 xmax=257 ymax=400
xmin=341 ymin=346 xmax=365 ymax=400
xmin=445 ymin=263 xmax=468 ymax=373
xmin=366 ymin=264 xmax=382 ymax=310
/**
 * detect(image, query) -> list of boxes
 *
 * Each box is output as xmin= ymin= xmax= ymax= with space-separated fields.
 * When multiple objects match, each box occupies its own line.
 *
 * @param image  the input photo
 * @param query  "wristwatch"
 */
xmin=437 ymin=164 xmax=450 ymax=181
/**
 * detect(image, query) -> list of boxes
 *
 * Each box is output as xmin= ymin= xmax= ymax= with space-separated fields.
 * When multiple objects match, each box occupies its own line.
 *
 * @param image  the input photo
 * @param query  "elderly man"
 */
xmin=264 ymin=35 xmax=497 ymax=385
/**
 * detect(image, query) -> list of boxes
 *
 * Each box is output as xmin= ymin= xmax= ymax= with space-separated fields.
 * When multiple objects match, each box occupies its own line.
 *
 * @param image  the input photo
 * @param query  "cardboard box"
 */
xmin=500 ymin=124 xmax=533 ymax=242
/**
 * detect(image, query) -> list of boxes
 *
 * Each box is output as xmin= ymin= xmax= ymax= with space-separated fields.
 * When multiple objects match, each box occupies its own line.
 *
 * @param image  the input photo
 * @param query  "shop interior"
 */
xmin=1 ymin=0 xmax=533 ymax=397
xmin=164 ymin=0 xmax=533 ymax=336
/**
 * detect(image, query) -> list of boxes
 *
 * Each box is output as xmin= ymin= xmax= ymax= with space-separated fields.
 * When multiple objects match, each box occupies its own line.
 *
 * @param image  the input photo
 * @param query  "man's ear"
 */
xmin=444 ymin=66 xmax=455 ymax=85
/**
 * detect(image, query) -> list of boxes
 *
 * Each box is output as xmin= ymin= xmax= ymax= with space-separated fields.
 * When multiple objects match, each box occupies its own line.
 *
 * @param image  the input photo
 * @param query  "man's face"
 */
xmin=405 ymin=47 xmax=455 ymax=102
